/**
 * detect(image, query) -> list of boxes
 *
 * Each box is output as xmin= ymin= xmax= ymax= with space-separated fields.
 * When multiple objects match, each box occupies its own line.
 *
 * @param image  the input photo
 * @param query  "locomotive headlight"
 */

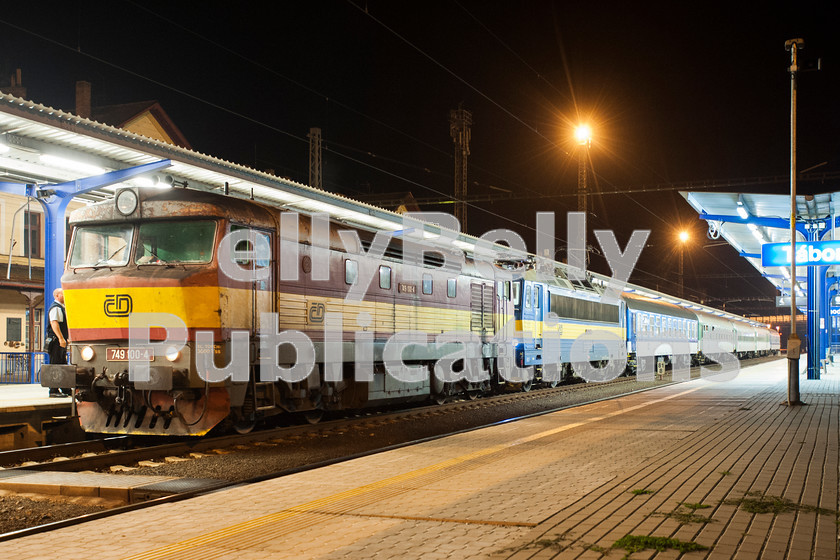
xmin=115 ymin=188 xmax=139 ymax=216
xmin=80 ymin=346 xmax=95 ymax=361
xmin=165 ymin=346 xmax=180 ymax=362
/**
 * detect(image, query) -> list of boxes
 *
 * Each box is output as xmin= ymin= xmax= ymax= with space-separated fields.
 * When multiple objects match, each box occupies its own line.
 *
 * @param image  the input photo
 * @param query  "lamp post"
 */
xmin=785 ymin=38 xmax=803 ymax=405
xmin=678 ymin=230 xmax=689 ymax=299
xmin=574 ymin=124 xmax=592 ymax=216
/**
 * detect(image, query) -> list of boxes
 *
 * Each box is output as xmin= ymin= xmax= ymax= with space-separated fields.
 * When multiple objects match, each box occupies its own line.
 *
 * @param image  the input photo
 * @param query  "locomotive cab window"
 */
xmin=69 ymin=224 xmax=133 ymax=268
xmin=229 ymin=225 xmax=271 ymax=268
xmin=137 ymin=220 xmax=216 ymax=264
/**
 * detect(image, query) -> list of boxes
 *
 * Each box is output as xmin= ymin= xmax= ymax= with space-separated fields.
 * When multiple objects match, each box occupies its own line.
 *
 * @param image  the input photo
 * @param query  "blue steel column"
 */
xmin=805 ymin=228 xmax=820 ymax=379
xmin=0 ymin=160 xmax=171 ymax=379
xmin=822 ymin=276 xmax=837 ymax=363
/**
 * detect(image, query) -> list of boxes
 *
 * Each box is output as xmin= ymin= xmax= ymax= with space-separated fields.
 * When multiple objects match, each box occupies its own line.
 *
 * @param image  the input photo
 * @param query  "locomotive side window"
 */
xmin=447 ymin=278 xmax=457 ymax=298
xmin=512 ymin=282 xmax=521 ymax=306
xmin=422 ymin=273 xmax=433 ymax=295
xmin=524 ymin=285 xmax=531 ymax=308
xmin=137 ymin=220 xmax=216 ymax=264
xmin=534 ymin=286 xmax=541 ymax=309
xmin=229 ymin=225 xmax=270 ymax=267
xmin=69 ymin=224 xmax=133 ymax=268
xmin=379 ymin=266 xmax=391 ymax=289
xmin=345 ymin=260 xmax=358 ymax=285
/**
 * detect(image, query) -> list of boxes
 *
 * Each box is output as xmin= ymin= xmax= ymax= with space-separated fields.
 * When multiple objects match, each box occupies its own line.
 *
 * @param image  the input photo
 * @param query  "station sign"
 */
xmin=761 ymin=240 xmax=840 ymax=267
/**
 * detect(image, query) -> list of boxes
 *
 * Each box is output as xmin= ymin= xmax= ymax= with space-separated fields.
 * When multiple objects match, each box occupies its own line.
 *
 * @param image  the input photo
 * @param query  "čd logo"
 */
xmin=104 ymin=294 xmax=133 ymax=317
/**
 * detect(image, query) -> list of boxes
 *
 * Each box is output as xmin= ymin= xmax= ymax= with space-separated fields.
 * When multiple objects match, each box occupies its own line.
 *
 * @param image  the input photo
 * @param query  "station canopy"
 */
xmin=0 ymin=93 xmax=500 ymax=260
xmin=681 ymin=191 xmax=840 ymax=302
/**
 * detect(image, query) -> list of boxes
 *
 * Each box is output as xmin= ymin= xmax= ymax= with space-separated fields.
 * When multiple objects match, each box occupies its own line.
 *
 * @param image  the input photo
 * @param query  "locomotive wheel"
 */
xmin=233 ymin=419 xmax=256 ymax=434
xmin=521 ymin=379 xmax=533 ymax=392
xmin=304 ymin=410 xmax=324 ymax=424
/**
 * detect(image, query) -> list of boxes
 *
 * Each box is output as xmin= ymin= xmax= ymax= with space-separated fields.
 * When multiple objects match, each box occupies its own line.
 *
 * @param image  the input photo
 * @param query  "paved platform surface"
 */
xmin=1 ymin=358 xmax=837 ymax=559
xmin=0 ymin=470 xmax=222 ymax=503
xmin=0 ymin=383 xmax=73 ymax=412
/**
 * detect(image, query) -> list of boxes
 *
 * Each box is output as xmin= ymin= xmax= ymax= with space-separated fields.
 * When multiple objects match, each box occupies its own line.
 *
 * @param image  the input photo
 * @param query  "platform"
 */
xmin=1 ymin=358 xmax=837 ymax=559
xmin=0 ymin=470 xmax=223 ymax=503
xmin=0 ymin=384 xmax=78 ymax=449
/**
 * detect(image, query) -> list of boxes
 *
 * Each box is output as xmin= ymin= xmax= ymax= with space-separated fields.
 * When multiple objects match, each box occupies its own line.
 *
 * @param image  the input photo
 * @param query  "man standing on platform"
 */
xmin=46 ymin=288 xmax=70 ymax=397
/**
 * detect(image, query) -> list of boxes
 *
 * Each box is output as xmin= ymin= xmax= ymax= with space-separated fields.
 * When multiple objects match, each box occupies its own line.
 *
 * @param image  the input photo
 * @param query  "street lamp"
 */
xmin=678 ymin=230 xmax=689 ymax=299
xmin=786 ymin=37 xmax=803 ymax=405
xmin=575 ymin=124 xmax=591 ymax=216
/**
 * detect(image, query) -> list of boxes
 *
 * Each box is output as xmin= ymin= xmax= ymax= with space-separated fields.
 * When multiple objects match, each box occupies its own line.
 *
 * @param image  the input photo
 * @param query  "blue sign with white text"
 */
xmin=762 ymin=240 xmax=840 ymax=267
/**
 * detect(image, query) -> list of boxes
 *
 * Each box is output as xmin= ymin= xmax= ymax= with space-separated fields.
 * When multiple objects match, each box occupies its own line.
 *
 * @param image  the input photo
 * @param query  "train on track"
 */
xmin=41 ymin=187 xmax=779 ymax=436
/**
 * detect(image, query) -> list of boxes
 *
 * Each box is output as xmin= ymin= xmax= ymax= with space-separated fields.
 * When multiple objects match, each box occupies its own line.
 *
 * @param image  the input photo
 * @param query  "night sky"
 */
xmin=1 ymin=1 xmax=838 ymax=316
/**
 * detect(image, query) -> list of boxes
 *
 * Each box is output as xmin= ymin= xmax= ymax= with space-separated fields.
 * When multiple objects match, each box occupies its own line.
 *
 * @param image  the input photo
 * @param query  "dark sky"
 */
xmin=1 ymin=1 xmax=838 ymax=315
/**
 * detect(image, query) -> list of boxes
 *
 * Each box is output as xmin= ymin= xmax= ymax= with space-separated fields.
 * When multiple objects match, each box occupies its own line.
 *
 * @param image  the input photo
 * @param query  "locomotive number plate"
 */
xmin=106 ymin=347 xmax=154 ymax=361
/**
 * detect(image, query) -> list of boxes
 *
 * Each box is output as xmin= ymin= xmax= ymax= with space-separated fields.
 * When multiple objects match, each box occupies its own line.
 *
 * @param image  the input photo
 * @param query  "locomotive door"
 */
xmin=230 ymin=225 xmax=274 ymax=335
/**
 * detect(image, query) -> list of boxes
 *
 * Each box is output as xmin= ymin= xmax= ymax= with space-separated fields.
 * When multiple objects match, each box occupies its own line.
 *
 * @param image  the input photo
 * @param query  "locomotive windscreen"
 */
xmin=69 ymin=224 xmax=133 ymax=268
xmin=135 ymin=220 xmax=216 ymax=264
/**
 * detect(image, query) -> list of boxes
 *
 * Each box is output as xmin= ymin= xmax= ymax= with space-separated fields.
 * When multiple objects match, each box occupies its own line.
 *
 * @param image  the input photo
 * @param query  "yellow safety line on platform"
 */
xmin=331 ymin=512 xmax=539 ymax=527
xmin=121 ymin=384 xmax=704 ymax=560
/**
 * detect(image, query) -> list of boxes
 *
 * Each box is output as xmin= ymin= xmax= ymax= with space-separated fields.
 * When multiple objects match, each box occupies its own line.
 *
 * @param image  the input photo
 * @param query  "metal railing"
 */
xmin=0 ymin=352 xmax=49 ymax=384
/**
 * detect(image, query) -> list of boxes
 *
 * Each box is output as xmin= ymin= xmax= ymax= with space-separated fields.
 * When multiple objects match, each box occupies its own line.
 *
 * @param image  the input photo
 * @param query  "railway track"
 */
xmin=0 ymin=375 xmax=631 ymax=473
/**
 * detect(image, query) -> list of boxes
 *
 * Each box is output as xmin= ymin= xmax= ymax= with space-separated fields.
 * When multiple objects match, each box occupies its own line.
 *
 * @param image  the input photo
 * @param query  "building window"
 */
xmin=6 ymin=317 xmax=22 ymax=342
xmin=24 ymin=212 xmax=41 ymax=258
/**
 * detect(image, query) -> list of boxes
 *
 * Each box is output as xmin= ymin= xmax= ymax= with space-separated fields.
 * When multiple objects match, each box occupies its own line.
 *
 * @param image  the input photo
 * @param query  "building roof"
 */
xmin=92 ymin=100 xmax=191 ymax=150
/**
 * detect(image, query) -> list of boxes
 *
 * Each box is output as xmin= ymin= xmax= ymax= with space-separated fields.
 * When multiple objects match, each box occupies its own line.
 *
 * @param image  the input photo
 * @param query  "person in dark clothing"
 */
xmin=46 ymin=288 xmax=70 ymax=397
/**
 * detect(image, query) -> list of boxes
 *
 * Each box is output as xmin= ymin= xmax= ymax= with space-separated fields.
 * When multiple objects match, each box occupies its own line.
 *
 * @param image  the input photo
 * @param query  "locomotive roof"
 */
xmin=68 ymin=187 xmax=276 ymax=227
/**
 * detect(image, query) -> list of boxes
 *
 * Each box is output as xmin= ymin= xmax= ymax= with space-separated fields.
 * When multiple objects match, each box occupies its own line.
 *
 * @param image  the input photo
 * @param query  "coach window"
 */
xmin=422 ymin=273 xmax=433 ymax=295
xmin=345 ymin=260 xmax=358 ymax=285
xmin=447 ymin=278 xmax=457 ymax=298
xmin=379 ymin=266 xmax=392 ymax=290
xmin=525 ymin=285 xmax=531 ymax=308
